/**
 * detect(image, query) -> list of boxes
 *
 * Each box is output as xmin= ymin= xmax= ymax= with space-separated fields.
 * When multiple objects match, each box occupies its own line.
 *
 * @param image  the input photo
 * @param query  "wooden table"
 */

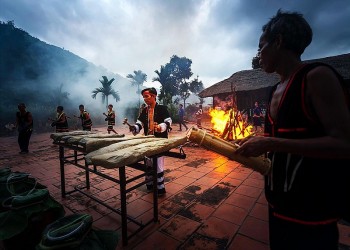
xmin=53 ymin=139 xmax=186 ymax=246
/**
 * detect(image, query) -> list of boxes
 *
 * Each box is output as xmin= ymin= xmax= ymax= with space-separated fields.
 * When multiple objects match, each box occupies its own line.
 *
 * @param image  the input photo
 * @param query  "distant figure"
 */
xmin=178 ymin=104 xmax=188 ymax=131
xmin=103 ymin=104 xmax=118 ymax=134
xmin=195 ymin=104 xmax=203 ymax=129
xmin=252 ymin=101 xmax=263 ymax=133
xmin=15 ymin=103 xmax=33 ymax=154
xmin=77 ymin=104 xmax=92 ymax=131
xmin=50 ymin=106 xmax=69 ymax=133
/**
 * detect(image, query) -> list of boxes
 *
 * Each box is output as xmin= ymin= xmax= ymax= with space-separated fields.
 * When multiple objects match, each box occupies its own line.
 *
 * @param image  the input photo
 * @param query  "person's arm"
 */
xmin=15 ymin=113 xmax=19 ymax=129
xmin=155 ymin=106 xmax=172 ymax=132
xmin=236 ymin=66 xmax=350 ymax=159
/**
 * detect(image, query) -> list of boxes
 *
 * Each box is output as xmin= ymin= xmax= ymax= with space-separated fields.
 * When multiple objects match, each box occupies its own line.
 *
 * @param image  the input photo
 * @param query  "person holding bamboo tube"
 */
xmin=234 ymin=10 xmax=350 ymax=250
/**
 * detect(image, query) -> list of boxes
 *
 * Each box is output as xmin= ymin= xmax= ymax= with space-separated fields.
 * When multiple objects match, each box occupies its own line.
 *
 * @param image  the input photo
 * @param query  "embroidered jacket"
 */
xmin=80 ymin=110 xmax=92 ymax=130
xmin=135 ymin=103 xmax=172 ymax=138
xmin=107 ymin=110 xmax=116 ymax=126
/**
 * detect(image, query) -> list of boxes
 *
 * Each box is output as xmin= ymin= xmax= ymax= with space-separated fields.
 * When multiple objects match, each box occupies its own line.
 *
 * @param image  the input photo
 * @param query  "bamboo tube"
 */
xmin=187 ymin=127 xmax=271 ymax=175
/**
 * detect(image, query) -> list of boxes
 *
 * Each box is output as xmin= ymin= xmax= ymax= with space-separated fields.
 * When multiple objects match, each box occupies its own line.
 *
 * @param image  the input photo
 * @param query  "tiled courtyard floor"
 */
xmin=1 ymin=124 xmax=349 ymax=250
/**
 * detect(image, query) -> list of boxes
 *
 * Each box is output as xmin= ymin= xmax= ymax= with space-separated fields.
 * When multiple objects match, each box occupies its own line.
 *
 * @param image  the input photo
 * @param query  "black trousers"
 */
xmin=269 ymin=207 xmax=339 ymax=250
xmin=179 ymin=118 xmax=188 ymax=130
xmin=18 ymin=130 xmax=32 ymax=152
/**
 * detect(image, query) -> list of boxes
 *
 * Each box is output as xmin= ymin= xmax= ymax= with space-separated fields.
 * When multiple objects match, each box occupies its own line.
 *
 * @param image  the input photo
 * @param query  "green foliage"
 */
xmin=126 ymin=70 xmax=147 ymax=88
xmin=168 ymin=55 xmax=193 ymax=84
xmin=153 ymin=65 xmax=177 ymax=104
xmin=184 ymin=104 xmax=199 ymax=122
xmin=252 ymin=54 xmax=261 ymax=69
xmin=126 ymin=70 xmax=147 ymax=106
xmin=49 ymin=84 xmax=70 ymax=106
xmin=152 ymin=55 xmax=204 ymax=106
xmin=92 ymin=76 xmax=120 ymax=107
xmin=166 ymin=103 xmax=179 ymax=123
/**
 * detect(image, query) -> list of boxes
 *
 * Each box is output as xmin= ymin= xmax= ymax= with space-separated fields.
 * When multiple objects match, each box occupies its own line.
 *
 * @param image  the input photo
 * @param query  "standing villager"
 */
xmin=15 ymin=103 xmax=33 ymax=154
xmin=252 ymin=101 xmax=263 ymax=133
xmin=129 ymin=87 xmax=172 ymax=196
xmin=235 ymin=10 xmax=350 ymax=250
xmin=178 ymin=104 xmax=188 ymax=131
xmin=103 ymin=104 xmax=118 ymax=134
xmin=51 ymin=106 xmax=69 ymax=133
xmin=77 ymin=104 xmax=92 ymax=131
xmin=195 ymin=104 xmax=203 ymax=129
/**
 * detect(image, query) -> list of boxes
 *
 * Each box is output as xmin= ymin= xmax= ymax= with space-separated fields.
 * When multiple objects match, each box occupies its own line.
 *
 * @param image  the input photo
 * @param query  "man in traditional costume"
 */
xmin=129 ymin=88 xmax=172 ymax=196
xmin=78 ymin=104 xmax=92 ymax=131
xmin=51 ymin=106 xmax=69 ymax=133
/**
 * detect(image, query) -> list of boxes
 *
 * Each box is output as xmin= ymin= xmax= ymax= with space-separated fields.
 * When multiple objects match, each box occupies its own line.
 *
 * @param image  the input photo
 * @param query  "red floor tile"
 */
xmin=339 ymin=223 xmax=350 ymax=246
xmin=239 ymin=216 xmax=269 ymax=244
xmin=160 ymin=215 xmax=201 ymax=242
xmin=172 ymin=175 xmax=196 ymax=186
xmin=212 ymin=203 xmax=248 ymax=225
xmin=179 ymin=203 xmax=215 ymax=222
xmin=192 ymin=175 xmax=220 ymax=186
xmin=225 ymin=193 xmax=256 ymax=211
xmin=234 ymin=184 xmax=263 ymax=198
xmin=197 ymin=216 xmax=239 ymax=241
xmin=227 ymin=234 xmax=269 ymax=250
xmin=249 ymin=203 xmax=268 ymax=221
xmin=184 ymin=170 xmax=207 ymax=179
xmin=243 ymin=176 xmax=264 ymax=188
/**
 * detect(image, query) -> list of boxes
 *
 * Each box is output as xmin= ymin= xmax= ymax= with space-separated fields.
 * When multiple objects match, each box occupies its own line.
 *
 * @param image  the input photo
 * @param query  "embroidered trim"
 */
xmin=273 ymin=211 xmax=339 ymax=225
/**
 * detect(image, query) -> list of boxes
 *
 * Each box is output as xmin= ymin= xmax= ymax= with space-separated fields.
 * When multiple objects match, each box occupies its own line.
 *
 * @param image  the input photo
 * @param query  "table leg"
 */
xmin=59 ymin=145 xmax=66 ymax=198
xmin=152 ymin=157 xmax=158 ymax=222
xmin=119 ymin=166 xmax=128 ymax=246
xmin=85 ymin=161 xmax=90 ymax=189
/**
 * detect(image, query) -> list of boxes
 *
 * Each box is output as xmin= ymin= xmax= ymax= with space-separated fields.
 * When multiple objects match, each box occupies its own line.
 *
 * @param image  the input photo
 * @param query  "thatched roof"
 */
xmin=199 ymin=53 xmax=350 ymax=98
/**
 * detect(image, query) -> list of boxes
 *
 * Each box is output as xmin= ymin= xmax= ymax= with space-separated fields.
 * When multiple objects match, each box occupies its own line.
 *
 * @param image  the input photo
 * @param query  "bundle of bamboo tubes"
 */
xmin=187 ymin=127 xmax=271 ymax=175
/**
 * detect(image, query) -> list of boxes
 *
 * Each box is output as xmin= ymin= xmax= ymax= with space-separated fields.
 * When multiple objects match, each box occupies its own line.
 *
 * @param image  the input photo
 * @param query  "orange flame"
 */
xmin=209 ymin=108 xmax=252 ymax=140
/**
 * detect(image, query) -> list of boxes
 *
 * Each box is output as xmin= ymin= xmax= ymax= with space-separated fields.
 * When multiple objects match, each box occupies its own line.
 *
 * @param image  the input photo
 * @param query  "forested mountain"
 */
xmin=0 ymin=21 xmax=132 ymax=133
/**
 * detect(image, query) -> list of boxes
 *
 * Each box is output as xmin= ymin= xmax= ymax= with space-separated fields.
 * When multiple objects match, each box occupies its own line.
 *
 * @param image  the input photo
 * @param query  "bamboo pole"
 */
xmin=187 ymin=127 xmax=271 ymax=175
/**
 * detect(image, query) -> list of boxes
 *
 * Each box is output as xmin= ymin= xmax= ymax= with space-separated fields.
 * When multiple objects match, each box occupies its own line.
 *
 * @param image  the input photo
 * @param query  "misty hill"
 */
xmin=0 ymin=21 xmax=138 ymax=132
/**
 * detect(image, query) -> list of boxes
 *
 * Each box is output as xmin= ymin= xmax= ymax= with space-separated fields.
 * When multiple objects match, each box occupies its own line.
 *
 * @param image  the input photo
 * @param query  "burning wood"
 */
xmin=187 ymin=127 xmax=271 ymax=175
xmin=210 ymin=108 xmax=252 ymax=140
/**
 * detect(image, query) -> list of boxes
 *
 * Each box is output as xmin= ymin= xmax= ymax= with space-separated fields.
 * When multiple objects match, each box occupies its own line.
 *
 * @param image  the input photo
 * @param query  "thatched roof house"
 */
xmin=199 ymin=53 xmax=350 ymax=111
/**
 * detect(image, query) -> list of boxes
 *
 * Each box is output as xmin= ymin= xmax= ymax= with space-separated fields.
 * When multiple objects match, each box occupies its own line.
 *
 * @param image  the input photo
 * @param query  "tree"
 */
xmin=152 ymin=65 xmax=175 ymax=105
xmin=50 ymin=84 xmax=70 ymax=106
xmin=126 ymin=70 xmax=147 ymax=107
xmin=168 ymin=55 xmax=193 ymax=86
xmin=92 ymin=76 xmax=120 ymax=108
xmin=252 ymin=53 xmax=261 ymax=69
xmin=179 ymin=75 xmax=204 ymax=108
xmin=153 ymin=55 xmax=193 ymax=105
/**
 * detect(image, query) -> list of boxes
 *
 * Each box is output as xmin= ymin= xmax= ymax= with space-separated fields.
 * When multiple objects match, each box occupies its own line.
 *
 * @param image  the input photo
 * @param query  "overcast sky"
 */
xmin=1 ymin=0 xmax=350 ymax=88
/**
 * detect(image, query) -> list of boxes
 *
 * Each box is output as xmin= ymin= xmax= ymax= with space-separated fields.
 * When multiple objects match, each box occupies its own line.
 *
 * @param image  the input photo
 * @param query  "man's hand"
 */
xmin=234 ymin=136 xmax=271 ymax=157
xmin=129 ymin=125 xmax=135 ymax=132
